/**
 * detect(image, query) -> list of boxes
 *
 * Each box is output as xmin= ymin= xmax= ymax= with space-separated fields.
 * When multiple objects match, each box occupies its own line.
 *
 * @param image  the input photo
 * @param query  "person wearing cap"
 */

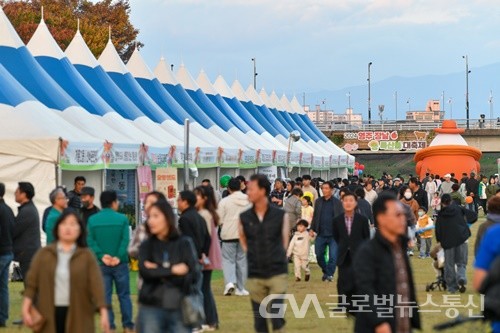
xmin=438 ymin=174 xmax=454 ymax=196
xmin=220 ymin=175 xmax=232 ymax=199
xmin=13 ymin=182 xmax=41 ymax=283
xmin=81 ymin=187 xmax=100 ymax=227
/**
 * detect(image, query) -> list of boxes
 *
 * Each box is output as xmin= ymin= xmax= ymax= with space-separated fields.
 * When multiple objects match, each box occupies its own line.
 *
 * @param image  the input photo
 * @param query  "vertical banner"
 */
xmin=156 ymin=167 xmax=178 ymax=208
xmin=137 ymin=166 xmax=153 ymax=224
xmin=257 ymin=166 xmax=278 ymax=183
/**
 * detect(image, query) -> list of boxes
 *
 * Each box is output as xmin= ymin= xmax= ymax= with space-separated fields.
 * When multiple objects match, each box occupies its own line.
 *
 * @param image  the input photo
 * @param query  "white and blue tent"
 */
xmin=176 ymin=64 xmax=264 ymax=149
xmin=126 ymin=49 xmax=234 ymax=149
xmin=0 ymin=4 xmax=352 ymax=213
xmin=197 ymin=71 xmax=286 ymax=150
xmin=26 ymin=17 xmax=167 ymax=147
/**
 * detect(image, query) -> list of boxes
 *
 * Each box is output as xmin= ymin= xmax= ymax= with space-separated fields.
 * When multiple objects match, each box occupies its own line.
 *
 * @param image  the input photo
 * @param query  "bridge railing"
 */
xmin=315 ymin=118 xmax=500 ymax=131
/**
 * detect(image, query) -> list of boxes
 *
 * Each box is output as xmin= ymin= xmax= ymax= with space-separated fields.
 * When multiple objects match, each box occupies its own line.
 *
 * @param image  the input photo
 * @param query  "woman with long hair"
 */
xmin=194 ymin=186 xmax=222 ymax=331
xmin=128 ymin=191 xmax=167 ymax=259
xmin=22 ymin=211 xmax=109 ymax=333
xmin=137 ymin=201 xmax=199 ymax=333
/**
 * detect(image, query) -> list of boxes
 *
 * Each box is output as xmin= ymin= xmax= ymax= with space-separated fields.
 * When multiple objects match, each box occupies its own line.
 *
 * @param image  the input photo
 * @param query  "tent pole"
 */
xmin=216 ymin=167 xmax=221 ymax=191
xmin=56 ymin=138 xmax=62 ymax=187
xmin=102 ymin=169 xmax=107 ymax=192
xmin=183 ymin=119 xmax=190 ymax=191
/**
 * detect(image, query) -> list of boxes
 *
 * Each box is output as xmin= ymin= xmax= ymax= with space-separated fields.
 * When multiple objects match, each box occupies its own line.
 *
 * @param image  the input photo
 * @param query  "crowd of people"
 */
xmin=0 ymin=169 xmax=500 ymax=333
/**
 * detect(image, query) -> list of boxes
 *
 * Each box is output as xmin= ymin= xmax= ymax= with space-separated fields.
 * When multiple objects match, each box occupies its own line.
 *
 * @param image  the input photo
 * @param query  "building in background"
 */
xmin=305 ymin=105 xmax=363 ymax=130
xmin=406 ymin=100 xmax=444 ymax=122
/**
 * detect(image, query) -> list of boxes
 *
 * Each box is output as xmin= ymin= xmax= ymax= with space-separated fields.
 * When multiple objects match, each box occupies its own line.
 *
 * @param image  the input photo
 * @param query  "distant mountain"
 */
xmin=305 ymin=62 xmax=500 ymax=121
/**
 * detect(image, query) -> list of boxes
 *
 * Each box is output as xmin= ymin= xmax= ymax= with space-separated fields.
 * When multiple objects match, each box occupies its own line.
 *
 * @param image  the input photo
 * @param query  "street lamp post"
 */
xmin=251 ymin=58 xmax=258 ymax=90
xmin=394 ymin=91 xmax=398 ymax=121
xmin=448 ymin=98 xmax=453 ymax=118
xmin=407 ymin=98 xmax=411 ymax=112
xmin=489 ymin=90 xmax=494 ymax=128
xmin=347 ymin=92 xmax=351 ymax=110
xmin=463 ymin=55 xmax=471 ymax=129
xmin=368 ymin=62 xmax=373 ymax=124
xmin=441 ymin=91 xmax=445 ymax=113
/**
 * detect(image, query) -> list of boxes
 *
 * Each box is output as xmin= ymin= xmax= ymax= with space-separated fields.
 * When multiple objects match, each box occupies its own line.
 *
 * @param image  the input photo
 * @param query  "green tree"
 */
xmin=1 ymin=0 xmax=143 ymax=61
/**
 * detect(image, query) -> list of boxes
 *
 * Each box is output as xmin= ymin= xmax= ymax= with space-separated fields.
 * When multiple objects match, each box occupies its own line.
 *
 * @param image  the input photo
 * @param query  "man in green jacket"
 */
xmin=87 ymin=190 xmax=134 ymax=333
xmin=45 ymin=188 xmax=67 ymax=244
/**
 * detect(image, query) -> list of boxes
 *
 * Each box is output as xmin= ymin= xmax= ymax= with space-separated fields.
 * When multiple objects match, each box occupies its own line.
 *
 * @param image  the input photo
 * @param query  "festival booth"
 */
xmin=0 ymin=7 xmax=352 ymax=223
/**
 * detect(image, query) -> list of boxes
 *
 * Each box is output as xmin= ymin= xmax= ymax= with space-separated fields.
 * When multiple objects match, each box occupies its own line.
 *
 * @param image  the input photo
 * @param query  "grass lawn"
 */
xmin=5 ymin=217 xmax=494 ymax=333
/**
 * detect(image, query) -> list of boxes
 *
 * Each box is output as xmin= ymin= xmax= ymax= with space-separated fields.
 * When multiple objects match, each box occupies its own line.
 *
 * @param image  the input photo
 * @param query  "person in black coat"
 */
xmin=177 ymin=191 xmax=211 ymax=260
xmin=12 ymin=182 xmax=41 ymax=283
xmin=435 ymin=194 xmax=478 ymax=293
xmin=409 ymin=177 xmax=428 ymax=211
xmin=354 ymin=188 xmax=374 ymax=226
xmin=332 ymin=192 xmax=370 ymax=312
xmin=353 ymin=193 xmax=421 ymax=333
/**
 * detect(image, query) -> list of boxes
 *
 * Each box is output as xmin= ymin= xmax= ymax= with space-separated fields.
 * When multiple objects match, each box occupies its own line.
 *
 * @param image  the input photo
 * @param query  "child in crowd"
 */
xmin=287 ymin=220 xmax=313 ymax=282
xmin=301 ymin=196 xmax=314 ymax=225
xmin=431 ymin=192 xmax=441 ymax=220
xmin=416 ymin=207 xmax=433 ymax=258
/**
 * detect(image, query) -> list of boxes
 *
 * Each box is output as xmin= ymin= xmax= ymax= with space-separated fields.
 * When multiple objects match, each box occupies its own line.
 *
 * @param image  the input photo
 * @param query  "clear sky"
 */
xmin=129 ymin=0 xmax=500 ymax=96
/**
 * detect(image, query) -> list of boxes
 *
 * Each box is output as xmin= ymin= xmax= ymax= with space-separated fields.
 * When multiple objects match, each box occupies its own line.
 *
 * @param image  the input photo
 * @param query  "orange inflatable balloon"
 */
xmin=465 ymin=196 xmax=473 ymax=204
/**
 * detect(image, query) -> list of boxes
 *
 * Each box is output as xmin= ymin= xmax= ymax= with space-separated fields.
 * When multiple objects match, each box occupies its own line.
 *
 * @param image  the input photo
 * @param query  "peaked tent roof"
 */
xmin=26 ymin=17 xmax=165 ymax=146
xmin=0 ymin=9 xmax=134 ymax=143
xmin=176 ymin=64 xmax=262 ymax=149
xmin=126 ymin=48 xmax=232 ymax=148
xmin=210 ymin=74 xmax=287 ymax=150
xmin=64 ymin=29 xmax=183 ymax=146
xmin=154 ymin=57 xmax=178 ymax=85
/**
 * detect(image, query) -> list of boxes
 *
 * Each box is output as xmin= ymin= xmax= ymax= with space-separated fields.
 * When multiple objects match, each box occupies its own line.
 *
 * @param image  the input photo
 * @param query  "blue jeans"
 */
xmin=314 ymin=236 xmax=337 ymax=277
xmin=0 ymin=253 xmax=13 ymax=325
xmin=101 ymin=263 xmax=134 ymax=330
xmin=137 ymin=305 xmax=190 ymax=333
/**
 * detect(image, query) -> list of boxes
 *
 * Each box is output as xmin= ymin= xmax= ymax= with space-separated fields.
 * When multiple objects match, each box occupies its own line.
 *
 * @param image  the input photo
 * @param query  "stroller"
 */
xmin=425 ymin=244 xmax=447 ymax=292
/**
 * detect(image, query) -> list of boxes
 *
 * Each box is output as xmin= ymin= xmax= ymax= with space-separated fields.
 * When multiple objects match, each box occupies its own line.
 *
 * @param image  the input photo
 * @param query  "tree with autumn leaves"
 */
xmin=1 ymin=0 xmax=143 ymax=61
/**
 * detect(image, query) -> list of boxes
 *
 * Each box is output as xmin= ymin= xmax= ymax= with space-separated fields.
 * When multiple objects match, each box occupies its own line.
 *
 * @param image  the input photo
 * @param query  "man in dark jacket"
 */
xmin=353 ymin=193 xmax=421 ymax=333
xmin=310 ymin=181 xmax=343 ymax=282
xmin=0 ymin=183 xmax=15 ymax=327
xmin=239 ymin=174 xmax=289 ymax=333
xmin=12 ymin=182 xmax=40 ymax=283
xmin=177 ymin=191 xmax=211 ymax=260
xmin=466 ymin=172 xmax=480 ymax=212
xmin=435 ymin=194 xmax=478 ymax=293
xmin=354 ymin=187 xmax=374 ymax=226
xmin=80 ymin=186 xmax=100 ymax=227
xmin=332 ymin=192 xmax=370 ymax=312
xmin=409 ymin=177 xmax=428 ymax=211
xmin=67 ymin=176 xmax=86 ymax=212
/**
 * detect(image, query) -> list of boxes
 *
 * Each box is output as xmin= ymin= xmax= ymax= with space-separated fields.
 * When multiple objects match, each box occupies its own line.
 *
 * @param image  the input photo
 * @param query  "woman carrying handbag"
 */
xmin=137 ymin=201 xmax=200 ymax=333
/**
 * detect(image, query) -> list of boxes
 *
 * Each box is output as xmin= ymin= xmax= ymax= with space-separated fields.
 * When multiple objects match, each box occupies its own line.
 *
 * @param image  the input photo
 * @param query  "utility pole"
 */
xmin=347 ymin=92 xmax=351 ymax=110
xmin=368 ymin=62 xmax=373 ymax=124
xmin=463 ymin=55 xmax=470 ymax=129
xmin=251 ymin=58 xmax=258 ymax=90
xmin=448 ymin=98 xmax=453 ymax=118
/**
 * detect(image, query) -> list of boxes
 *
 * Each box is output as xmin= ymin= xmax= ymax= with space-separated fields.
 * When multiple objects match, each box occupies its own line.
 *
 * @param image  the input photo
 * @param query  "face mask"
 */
xmin=418 ymin=211 xmax=424 ymax=217
xmin=404 ymin=193 xmax=412 ymax=200
xmin=82 ymin=201 xmax=90 ymax=208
